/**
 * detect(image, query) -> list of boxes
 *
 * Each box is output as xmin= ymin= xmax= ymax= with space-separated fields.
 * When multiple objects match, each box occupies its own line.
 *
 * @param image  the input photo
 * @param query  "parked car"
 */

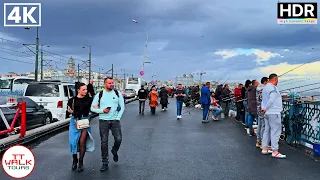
xmin=0 ymin=96 xmax=52 ymax=139
xmin=23 ymin=81 xmax=75 ymax=121
xmin=123 ymin=89 xmax=136 ymax=99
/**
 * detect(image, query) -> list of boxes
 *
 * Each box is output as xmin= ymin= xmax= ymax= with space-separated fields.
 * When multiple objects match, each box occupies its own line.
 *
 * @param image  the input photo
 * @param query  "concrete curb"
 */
xmin=0 ymin=97 xmax=138 ymax=152
xmin=125 ymin=97 xmax=137 ymax=104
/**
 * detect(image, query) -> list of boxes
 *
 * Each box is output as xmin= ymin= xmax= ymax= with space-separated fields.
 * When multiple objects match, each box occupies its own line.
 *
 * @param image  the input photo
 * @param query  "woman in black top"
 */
xmin=67 ymin=82 xmax=93 ymax=172
xmin=242 ymin=80 xmax=252 ymax=127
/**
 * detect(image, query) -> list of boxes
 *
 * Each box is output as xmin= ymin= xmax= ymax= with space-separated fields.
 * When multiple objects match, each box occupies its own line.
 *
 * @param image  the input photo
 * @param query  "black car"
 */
xmin=0 ymin=96 xmax=52 ymax=138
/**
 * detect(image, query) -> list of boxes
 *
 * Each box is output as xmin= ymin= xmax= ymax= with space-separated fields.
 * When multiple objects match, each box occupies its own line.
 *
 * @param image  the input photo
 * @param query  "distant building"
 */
xmin=175 ymin=74 xmax=196 ymax=86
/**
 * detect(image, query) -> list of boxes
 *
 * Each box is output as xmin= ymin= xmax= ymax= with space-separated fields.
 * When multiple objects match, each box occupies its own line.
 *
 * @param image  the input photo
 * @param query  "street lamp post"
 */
xmin=121 ymin=68 xmax=126 ymax=89
xmin=25 ymin=27 xmax=39 ymax=81
xmin=82 ymin=45 xmax=92 ymax=82
xmin=132 ymin=19 xmax=148 ymax=74
xmin=98 ymin=68 xmax=103 ymax=88
xmin=40 ymin=44 xmax=50 ymax=80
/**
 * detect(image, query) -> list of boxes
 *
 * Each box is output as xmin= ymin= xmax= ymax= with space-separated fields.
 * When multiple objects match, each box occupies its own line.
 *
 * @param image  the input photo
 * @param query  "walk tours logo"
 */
xmin=2 ymin=145 xmax=35 ymax=178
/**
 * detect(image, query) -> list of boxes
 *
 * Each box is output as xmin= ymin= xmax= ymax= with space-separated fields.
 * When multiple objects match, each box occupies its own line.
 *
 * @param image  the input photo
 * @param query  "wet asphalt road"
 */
xmin=1 ymin=99 xmax=320 ymax=180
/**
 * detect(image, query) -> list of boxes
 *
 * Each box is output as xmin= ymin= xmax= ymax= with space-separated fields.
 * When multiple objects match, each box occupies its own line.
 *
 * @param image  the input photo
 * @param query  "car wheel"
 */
xmin=44 ymin=115 xmax=52 ymax=125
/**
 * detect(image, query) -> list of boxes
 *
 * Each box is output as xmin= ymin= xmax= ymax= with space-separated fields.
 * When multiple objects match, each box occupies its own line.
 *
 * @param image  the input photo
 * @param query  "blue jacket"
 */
xmin=200 ymin=86 xmax=211 ymax=105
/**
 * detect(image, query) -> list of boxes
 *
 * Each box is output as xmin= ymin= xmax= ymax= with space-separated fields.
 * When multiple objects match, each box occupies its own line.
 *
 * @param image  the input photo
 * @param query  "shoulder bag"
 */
xmin=72 ymin=98 xmax=90 ymax=130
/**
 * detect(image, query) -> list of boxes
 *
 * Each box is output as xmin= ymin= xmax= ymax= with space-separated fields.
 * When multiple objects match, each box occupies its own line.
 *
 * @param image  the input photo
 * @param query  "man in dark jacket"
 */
xmin=242 ymin=80 xmax=252 ymax=126
xmin=246 ymin=79 xmax=259 ymax=136
xmin=159 ymin=86 xmax=169 ymax=111
xmin=138 ymin=85 xmax=148 ymax=115
xmin=87 ymin=80 xmax=95 ymax=98
xmin=221 ymin=84 xmax=232 ymax=118
xmin=215 ymin=84 xmax=223 ymax=101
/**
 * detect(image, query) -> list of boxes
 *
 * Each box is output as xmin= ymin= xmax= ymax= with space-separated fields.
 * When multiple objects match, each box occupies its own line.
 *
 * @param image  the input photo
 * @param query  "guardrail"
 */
xmin=0 ymin=97 xmax=137 ymax=152
xmin=0 ymin=101 xmax=26 ymax=137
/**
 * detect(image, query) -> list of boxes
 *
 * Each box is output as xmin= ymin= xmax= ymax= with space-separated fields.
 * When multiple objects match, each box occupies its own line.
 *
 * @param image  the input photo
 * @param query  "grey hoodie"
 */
xmin=261 ymin=83 xmax=283 ymax=114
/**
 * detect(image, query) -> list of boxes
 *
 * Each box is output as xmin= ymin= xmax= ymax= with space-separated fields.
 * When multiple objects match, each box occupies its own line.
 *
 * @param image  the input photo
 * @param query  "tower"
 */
xmin=65 ymin=56 xmax=75 ymax=77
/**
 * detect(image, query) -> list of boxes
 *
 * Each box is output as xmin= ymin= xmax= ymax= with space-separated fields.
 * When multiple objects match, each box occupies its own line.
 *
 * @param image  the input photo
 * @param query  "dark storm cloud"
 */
xmin=1 ymin=0 xmax=320 ymax=80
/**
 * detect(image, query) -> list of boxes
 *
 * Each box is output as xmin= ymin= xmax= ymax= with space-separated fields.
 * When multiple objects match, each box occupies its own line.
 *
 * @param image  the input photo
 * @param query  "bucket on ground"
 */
xmin=313 ymin=142 xmax=320 ymax=155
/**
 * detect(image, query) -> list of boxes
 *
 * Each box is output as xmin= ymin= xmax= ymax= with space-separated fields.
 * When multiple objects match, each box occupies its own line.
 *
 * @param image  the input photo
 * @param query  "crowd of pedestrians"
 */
xmin=67 ymin=73 xmax=286 ymax=173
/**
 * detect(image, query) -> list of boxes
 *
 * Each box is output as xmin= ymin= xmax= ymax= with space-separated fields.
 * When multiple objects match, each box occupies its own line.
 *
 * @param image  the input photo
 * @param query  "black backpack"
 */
xmin=90 ymin=90 xmax=121 ymax=119
xmin=98 ymin=89 xmax=119 ymax=107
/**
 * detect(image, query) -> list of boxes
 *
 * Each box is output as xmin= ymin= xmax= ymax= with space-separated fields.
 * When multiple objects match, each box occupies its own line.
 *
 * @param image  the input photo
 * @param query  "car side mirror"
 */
xmin=39 ymin=105 xmax=44 ymax=109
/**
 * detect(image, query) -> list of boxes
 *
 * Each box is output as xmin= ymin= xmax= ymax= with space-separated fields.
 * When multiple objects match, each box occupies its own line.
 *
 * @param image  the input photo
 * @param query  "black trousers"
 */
xmin=139 ymin=100 xmax=146 ymax=113
xmin=235 ymin=102 xmax=242 ymax=120
xmin=99 ymin=120 xmax=122 ymax=164
xmin=150 ymin=107 xmax=156 ymax=114
xmin=161 ymin=103 xmax=168 ymax=109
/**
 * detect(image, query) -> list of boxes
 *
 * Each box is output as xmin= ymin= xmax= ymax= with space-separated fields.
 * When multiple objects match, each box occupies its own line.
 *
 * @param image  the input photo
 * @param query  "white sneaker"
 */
xmin=162 ymin=109 xmax=165 ymax=111
xmin=272 ymin=152 xmax=286 ymax=158
xmin=261 ymin=149 xmax=272 ymax=155
xmin=179 ymin=115 xmax=182 ymax=119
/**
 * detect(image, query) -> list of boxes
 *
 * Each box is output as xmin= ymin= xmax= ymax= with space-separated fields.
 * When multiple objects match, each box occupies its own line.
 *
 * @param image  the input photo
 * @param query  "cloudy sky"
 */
xmin=0 ymin=0 xmax=320 ymax=87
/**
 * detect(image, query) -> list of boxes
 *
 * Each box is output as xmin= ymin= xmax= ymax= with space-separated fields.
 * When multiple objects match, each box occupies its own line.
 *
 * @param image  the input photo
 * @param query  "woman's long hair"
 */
xmin=245 ymin=80 xmax=252 ymax=88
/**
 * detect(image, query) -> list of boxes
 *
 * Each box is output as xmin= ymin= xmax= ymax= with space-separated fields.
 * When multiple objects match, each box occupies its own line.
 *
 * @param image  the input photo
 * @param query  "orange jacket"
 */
xmin=148 ymin=91 xmax=159 ymax=107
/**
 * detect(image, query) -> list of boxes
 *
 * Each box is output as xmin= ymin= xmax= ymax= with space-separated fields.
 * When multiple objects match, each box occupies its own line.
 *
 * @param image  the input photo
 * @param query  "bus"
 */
xmin=125 ymin=77 xmax=147 ymax=95
xmin=0 ymin=77 xmax=36 ymax=96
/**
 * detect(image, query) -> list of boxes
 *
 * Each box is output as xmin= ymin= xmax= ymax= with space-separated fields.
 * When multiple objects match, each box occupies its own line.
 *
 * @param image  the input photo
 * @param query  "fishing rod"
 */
xmin=213 ymin=73 xmax=228 ymax=87
xmin=278 ymin=77 xmax=304 ymax=84
xmin=222 ymin=77 xmax=230 ymax=85
xmin=280 ymin=78 xmax=320 ymax=87
xmin=278 ymin=57 xmax=319 ymax=78
xmin=279 ymin=81 xmax=320 ymax=92
xmin=296 ymin=86 xmax=320 ymax=94
xmin=220 ymin=83 xmax=320 ymax=102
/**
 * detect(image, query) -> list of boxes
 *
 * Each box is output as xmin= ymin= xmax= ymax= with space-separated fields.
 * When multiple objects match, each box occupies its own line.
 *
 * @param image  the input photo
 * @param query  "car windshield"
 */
xmin=125 ymin=89 xmax=134 ymax=93
xmin=127 ymin=78 xmax=138 ymax=84
xmin=25 ymin=84 xmax=60 ymax=97
xmin=0 ymin=79 xmax=12 ymax=89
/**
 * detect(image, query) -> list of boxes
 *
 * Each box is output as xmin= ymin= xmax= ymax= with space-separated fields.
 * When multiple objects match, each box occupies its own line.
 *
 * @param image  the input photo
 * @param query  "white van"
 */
xmin=23 ymin=81 xmax=75 ymax=121
xmin=0 ymin=77 xmax=36 ymax=96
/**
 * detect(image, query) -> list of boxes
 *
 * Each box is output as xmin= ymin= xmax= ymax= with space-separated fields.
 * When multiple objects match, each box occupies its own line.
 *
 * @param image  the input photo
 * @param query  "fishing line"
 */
xmin=280 ymin=81 xmax=320 ymax=92
xmin=278 ymin=58 xmax=319 ymax=78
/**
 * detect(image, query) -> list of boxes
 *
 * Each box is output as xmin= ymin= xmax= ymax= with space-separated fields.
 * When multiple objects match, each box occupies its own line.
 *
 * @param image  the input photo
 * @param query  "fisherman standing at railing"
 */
xmin=234 ymin=83 xmax=243 ymax=122
xmin=220 ymin=84 xmax=232 ymax=118
xmin=255 ymin=77 xmax=268 ymax=148
xmin=261 ymin=73 xmax=286 ymax=158
xmin=247 ymin=80 xmax=259 ymax=136
xmin=242 ymin=80 xmax=252 ymax=126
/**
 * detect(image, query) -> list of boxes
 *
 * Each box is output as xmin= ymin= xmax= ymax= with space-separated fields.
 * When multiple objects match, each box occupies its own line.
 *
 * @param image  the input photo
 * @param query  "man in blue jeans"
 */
xmin=247 ymin=79 xmax=259 ymax=136
xmin=200 ymin=82 xmax=211 ymax=123
xmin=174 ymin=84 xmax=186 ymax=120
